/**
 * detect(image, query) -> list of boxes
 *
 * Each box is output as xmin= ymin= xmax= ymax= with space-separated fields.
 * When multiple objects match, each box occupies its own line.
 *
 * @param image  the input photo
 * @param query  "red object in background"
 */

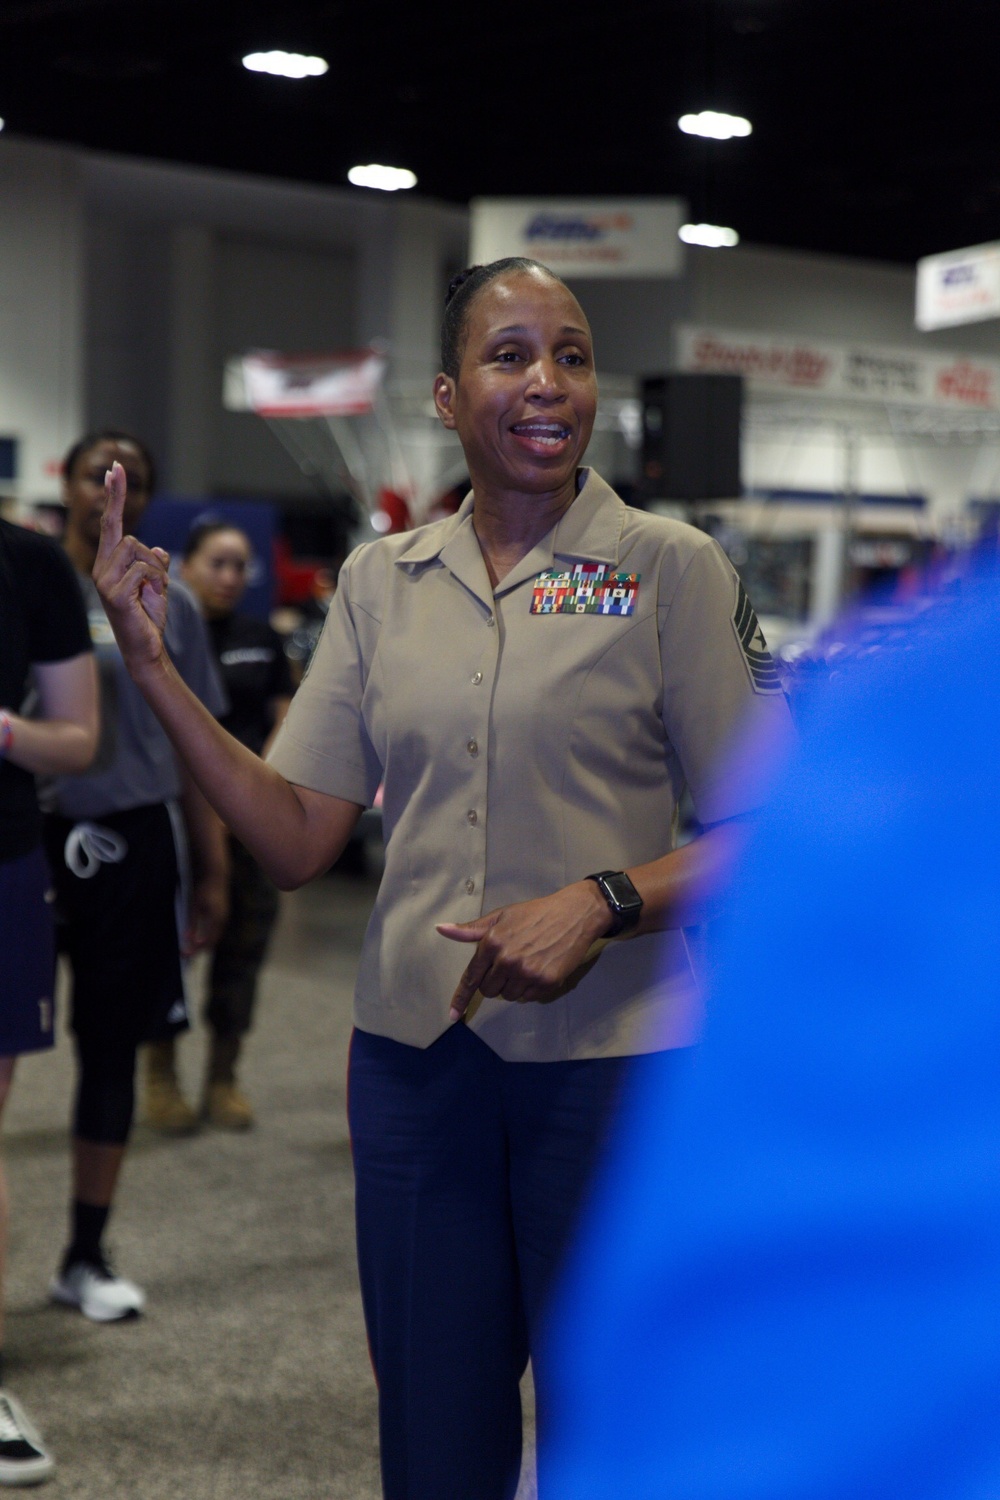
xmin=273 ymin=534 xmax=328 ymax=606
xmin=376 ymin=489 xmax=411 ymax=534
xmin=273 ymin=491 xmax=413 ymax=608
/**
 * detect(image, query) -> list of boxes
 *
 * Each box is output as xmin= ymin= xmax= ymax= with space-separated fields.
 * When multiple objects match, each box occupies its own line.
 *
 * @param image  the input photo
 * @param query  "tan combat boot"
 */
xmin=204 ymin=1035 xmax=254 ymax=1130
xmin=143 ymin=1039 xmax=199 ymax=1134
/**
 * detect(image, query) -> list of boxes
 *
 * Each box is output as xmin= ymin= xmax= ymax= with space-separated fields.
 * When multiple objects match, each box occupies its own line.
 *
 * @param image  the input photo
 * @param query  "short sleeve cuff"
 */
xmin=266 ymin=725 xmax=376 ymax=808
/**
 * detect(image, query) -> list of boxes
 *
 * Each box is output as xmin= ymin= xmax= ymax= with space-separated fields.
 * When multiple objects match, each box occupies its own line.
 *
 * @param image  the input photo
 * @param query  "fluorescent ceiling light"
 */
xmin=678 ymin=110 xmax=752 ymax=140
xmin=242 ymin=50 xmax=328 ymax=79
xmin=679 ymin=223 xmax=740 ymax=248
xmin=348 ymin=163 xmax=417 ymax=192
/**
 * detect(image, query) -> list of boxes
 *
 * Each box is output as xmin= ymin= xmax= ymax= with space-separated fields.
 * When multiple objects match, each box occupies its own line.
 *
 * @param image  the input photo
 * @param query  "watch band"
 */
xmin=586 ymin=870 xmax=643 ymax=937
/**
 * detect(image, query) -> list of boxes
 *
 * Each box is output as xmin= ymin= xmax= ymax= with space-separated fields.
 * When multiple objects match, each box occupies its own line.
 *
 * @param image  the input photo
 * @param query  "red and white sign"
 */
xmin=240 ymin=350 xmax=386 ymax=417
xmin=677 ymin=326 xmax=1000 ymax=411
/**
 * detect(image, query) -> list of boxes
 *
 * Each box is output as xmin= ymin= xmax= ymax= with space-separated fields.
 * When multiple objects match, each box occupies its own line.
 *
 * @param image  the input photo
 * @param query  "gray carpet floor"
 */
xmin=3 ymin=871 xmax=536 ymax=1498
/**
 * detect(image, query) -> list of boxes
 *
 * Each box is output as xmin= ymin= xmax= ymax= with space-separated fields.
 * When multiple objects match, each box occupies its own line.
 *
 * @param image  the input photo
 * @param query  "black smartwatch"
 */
xmin=586 ymin=870 xmax=643 ymax=937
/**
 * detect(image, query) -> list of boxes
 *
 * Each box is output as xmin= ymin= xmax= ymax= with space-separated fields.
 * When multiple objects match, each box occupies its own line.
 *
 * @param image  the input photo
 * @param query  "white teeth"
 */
xmin=513 ymin=423 xmax=568 ymax=442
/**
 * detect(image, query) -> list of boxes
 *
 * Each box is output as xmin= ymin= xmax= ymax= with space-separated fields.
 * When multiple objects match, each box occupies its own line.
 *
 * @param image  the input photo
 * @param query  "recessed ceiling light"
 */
xmin=679 ymin=223 xmax=740 ymax=248
xmin=348 ymin=164 xmax=417 ymax=192
xmin=242 ymin=50 xmax=328 ymax=79
xmin=679 ymin=110 xmax=752 ymax=140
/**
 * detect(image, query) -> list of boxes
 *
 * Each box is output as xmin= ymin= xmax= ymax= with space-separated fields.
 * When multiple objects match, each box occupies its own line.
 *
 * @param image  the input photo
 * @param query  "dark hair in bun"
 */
xmin=182 ymin=518 xmax=249 ymax=561
xmin=440 ymin=257 xmax=564 ymax=379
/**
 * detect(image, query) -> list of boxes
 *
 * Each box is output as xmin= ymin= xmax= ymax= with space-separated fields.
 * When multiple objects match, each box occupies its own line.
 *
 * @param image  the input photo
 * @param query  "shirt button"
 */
xmin=465 ymin=878 xmax=476 ymax=894
xmin=467 ymin=738 xmax=478 ymax=756
xmin=471 ymin=671 xmax=483 ymax=685
xmin=486 ymin=613 xmax=495 ymax=627
xmin=466 ymin=810 xmax=477 ymax=825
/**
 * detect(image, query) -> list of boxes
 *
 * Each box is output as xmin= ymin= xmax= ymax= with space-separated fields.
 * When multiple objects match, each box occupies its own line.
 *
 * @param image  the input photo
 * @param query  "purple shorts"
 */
xmin=0 ymin=845 xmax=57 ymax=1056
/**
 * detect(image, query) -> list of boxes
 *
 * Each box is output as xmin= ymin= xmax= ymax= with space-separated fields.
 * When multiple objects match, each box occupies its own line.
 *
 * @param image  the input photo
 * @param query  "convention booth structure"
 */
xmin=673 ymin=325 xmax=1000 ymax=643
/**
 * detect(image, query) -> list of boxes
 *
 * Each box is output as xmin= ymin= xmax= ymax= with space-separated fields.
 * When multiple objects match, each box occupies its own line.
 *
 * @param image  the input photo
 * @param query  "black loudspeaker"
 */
xmin=640 ymin=373 xmax=743 ymax=501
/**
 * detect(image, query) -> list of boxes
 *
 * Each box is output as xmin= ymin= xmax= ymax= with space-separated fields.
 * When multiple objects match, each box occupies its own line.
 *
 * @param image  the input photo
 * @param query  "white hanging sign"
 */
xmin=239 ymin=350 xmax=386 ymax=417
xmin=916 ymin=242 xmax=1000 ymax=331
xmin=470 ymin=198 xmax=684 ymax=279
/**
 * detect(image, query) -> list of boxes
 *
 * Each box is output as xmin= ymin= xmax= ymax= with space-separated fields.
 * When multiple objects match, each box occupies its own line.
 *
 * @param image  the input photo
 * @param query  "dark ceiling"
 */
xmin=0 ymin=0 xmax=995 ymax=266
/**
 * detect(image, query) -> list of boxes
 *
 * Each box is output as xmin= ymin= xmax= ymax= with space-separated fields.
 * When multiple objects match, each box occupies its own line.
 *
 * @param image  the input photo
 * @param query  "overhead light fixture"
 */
xmin=242 ymin=50 xmax=328 ymax=79
xmin=0 ymin=119 xmax=5 ymax=132
xmin=678 ymin=110 xmax=752 ymax=140
xmin=348 ymin=163 xmax=417 ymax=192
xmin=679 ymin=223 xmax=740 ymax=248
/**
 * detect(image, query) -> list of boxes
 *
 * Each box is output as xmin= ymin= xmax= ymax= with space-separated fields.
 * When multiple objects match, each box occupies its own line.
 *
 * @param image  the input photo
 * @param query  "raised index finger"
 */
xmin=95 ymin=461 xmax=127 ymax=567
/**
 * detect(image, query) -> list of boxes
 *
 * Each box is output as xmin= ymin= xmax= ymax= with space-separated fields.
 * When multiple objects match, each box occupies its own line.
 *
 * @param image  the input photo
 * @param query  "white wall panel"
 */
xmin=0 ymin=138 xmax=83 ymax=500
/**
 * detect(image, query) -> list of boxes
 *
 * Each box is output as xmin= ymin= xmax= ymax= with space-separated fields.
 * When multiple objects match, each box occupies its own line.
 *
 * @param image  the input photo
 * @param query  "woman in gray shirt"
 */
xmin=44 ymin=430 xmax=227 ymax=1325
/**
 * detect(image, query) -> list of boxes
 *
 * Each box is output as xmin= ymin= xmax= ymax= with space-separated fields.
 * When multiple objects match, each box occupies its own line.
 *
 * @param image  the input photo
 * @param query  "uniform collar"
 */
xmin=393 ymin=495 xmax=492 ymax=608
xmin=393 ymin=468 xmax=626 ymax=604
xmin=550 ymin=469 xmax=624 ymax=568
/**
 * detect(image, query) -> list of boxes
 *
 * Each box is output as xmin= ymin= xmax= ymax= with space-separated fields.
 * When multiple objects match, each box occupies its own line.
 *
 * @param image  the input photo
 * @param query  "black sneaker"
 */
xmin=0 ymin=1392 xmax=54 ymax=1486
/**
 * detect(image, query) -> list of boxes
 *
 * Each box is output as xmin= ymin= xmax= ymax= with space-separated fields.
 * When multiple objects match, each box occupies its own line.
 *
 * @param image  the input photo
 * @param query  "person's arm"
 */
xmin=178 ymin=765 xmax=230 ymax=954
xmin=438 ymin=823 xmax=742 ymax=1021
xmin=261 ymin=695 xmax=291 ymax=761
xmin=1 ymin=651 xmax=99 ymax=775
xmin=92 ymin=462 xmax=362 ymax=888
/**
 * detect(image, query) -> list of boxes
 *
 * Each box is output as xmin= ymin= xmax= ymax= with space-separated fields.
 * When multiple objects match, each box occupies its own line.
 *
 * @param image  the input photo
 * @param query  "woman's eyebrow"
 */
xmin=489 ymin=324 xmax=589 ymax=337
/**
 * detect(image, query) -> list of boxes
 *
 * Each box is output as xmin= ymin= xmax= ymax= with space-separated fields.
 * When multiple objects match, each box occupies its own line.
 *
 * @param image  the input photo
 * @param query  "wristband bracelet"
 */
xmin=0 ymin=710 xmax=13 ymax=761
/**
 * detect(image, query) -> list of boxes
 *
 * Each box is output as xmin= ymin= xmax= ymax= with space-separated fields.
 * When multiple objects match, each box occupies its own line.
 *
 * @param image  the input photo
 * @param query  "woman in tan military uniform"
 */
xmin=93 ymin=258 xmax=793 ymax=1500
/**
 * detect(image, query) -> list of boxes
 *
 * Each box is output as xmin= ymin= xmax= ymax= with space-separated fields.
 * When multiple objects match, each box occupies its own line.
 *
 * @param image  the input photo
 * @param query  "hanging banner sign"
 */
xmin=916 ymin=242 xmax=1000 ymax=330
xmin=238 ymin=350 xmax=386 ymax=417
xmin=470 ymin=198 xmax=684 ymax=279
xmin=677 ymin=326 xmax=1000 ymax=411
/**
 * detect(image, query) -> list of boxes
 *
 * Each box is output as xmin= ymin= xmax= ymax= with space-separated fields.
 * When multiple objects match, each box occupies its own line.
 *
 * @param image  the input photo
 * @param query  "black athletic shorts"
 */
xmin=0 ymin=846 xmax=57 ymax=1056
xmin=43 ymin=802 xmax=190 ymax=1048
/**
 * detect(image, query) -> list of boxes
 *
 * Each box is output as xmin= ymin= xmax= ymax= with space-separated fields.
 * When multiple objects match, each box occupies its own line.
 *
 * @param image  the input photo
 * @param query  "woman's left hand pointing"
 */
xmin=437 ymin=882 xmax=612 ymax=1021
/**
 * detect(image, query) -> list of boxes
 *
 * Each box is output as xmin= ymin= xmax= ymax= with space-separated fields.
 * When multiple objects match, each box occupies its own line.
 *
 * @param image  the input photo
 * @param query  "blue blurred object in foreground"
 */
xmin=544 ymin=568 xmax=1000 ymax=1500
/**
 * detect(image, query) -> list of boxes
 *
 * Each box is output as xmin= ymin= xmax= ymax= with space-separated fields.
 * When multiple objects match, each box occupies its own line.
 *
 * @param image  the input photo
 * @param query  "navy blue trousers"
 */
xmin=349 ymin=1022 xmax=666 ymax=1500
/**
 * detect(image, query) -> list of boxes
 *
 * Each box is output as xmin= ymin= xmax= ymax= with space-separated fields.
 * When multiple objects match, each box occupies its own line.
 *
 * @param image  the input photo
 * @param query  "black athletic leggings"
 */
xmin=73 ymin=1033 xmax=137 ymax=1145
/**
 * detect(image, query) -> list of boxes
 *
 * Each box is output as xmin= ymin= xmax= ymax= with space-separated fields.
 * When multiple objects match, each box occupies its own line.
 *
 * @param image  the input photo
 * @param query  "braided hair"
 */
xmin=440 ymin=258 xmax=565 ymax=379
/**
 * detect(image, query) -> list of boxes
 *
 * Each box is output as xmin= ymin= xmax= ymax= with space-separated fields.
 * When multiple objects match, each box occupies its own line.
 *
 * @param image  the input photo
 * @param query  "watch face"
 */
xmin=601 ymin=872 xmax=642 ymax=913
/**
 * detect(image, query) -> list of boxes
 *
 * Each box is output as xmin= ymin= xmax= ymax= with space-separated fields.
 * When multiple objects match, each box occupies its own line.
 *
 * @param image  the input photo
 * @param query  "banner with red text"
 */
xmin=677 ymin=326 xmax=1000 ymax=411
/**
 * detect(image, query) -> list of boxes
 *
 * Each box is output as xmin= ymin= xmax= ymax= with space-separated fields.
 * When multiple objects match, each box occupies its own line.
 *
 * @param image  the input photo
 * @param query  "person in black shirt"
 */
xmin=144 ymin=522 xmax=292 ymax=1129
xmin=0 ymin=515 xmax=98 ymax=1483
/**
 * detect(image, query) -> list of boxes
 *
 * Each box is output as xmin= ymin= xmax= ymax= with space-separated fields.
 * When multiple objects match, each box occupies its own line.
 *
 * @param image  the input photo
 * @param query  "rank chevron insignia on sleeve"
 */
xmin=732 ymin=580 xmax=783 ymax=695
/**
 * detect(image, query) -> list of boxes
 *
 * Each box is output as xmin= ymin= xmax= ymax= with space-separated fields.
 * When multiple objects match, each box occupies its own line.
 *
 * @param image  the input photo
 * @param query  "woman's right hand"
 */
xmin=92 ymin=460 xmax=170 ymax=676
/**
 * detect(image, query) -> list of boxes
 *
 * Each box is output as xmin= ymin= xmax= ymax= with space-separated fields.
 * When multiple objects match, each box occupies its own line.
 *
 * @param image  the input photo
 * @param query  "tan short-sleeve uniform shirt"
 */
xmin=268 ymin=470 xmax=794 ymax=1062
